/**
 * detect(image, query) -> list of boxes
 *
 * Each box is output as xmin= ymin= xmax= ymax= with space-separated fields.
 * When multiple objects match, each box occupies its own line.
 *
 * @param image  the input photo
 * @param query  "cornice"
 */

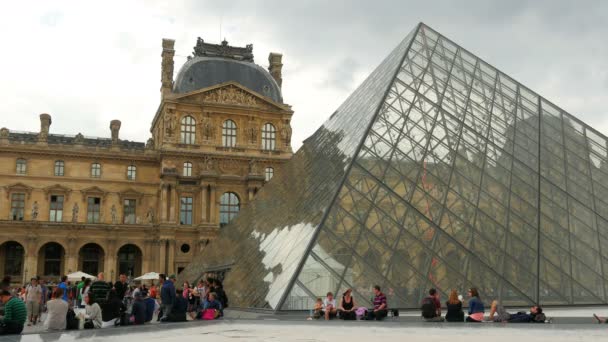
xmin=0 ymin=146 xmax=160 ymax=162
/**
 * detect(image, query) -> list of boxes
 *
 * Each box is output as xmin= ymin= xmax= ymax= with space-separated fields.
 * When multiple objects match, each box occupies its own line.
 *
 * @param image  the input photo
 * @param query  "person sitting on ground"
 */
xmin=444 ymin=289 xmax=464 ymax=322
xmin=83 ymin=293 xmax=103 ymax=329
xmin=312 ymin=298 xmax=323 ymax=319
xmin=201 ymin=293 xmax=222 ymax=320
xmin=0 ymin=289 xmax=27 ymax=335
xmin=339 ymin=289 xmax=356 ymax=320
xmin=168 ymin=288 xmax=188 ymax=322
xmin=366 ymin=285 xmax=388 ymax=321
xmin=465 ymin=288 xmax=484 ymax=322
xmin=101 ymin=290 xmax=125 ymax=327
xmin=322 ymin=292 xmax=337 ymax=320
xmin=90 ymin=273 xmax=112 ymax=306
xmin=44 ymin=287 xmax=68 ymax=331
xmin=130 ymin=292 xmax=146 ymax=325
xmin=144 ymin=291 xmax=159 ymax=323
xmin=421 ymin=288 xmax=444 ymax=322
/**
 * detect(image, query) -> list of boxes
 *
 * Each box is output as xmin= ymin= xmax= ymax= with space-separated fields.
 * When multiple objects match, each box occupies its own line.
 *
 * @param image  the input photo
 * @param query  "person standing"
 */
xmin=80 ymin=279 xmax=92 ymax=308
xmin=90 ymin=273 xmax=111 ymax=305
xmin=76 ymin=277 xmax=85 ymax=306
xmin=159 ymin=274 xmax=176 ymax=322
xmin=0 ymin=289 xmax=27 ymax=335
xmin=57 ymin=276 xmax=69 ymax=302
xmin=366 ymin=285 xmax=388 ymax=321
xmin=39 ymin=278 xmax=48 ymax=323
xmin=44 ymin=288 xmax=68 ymax=331
xmin=114 ymin=274 xmax=129 ymax=301
xmin=25 ymin=278 xmax=42 ymax=326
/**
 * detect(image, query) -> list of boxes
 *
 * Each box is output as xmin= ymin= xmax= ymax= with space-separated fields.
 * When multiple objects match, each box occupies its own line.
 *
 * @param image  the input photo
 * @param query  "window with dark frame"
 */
xmin=91 ymin=163 xmax=101 ymax=178
xmin=265 ymin=167 xmax=274 ymax=182
xmin=16 ymin=159 xmax=26 ymax=175
xmin=87 ymin=197 xmax=101 ymax=223
xmin=180 ymin=115 xmax=196 ymax=144
xmin=262 ymin=123 xmax=276 ymax=150
xmin=4 ymin=242 xmax=23 ymax=276
xmin=222 ymin=120 xmax=237 ymax=147
xmin=123 ymin=199 xmax=136 ymax=224
xmin=49 ymin=195 xmax=64 ymax=222
xmin=180 ymin=196 xmax=193 ymax=225
xmin=219 ymin=192 xmax=240 ymax=227
xmin=54 ymin=160 xmax=65 ymax=176
xmin=183 ymin=162 xmax=193 ymax=177
xmin=127 ymin=165 xmax=137 ymax=180
xmin=10 ymin=193 xmax=25 ymax=221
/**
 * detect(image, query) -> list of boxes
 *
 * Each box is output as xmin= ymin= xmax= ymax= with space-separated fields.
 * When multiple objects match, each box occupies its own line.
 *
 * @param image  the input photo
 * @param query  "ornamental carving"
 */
xmin=74 ymin=133 xmax=84 ymax=144
xmin=0 ymin=128 xmax=8 ymax=139
xmin=200 ymin=115 xmax=216 ymax=141
xmin=280 ymin=119 xmax=292 ymax=146
xmin=245 ymin=117 xmax=258 ymax=145
xmin=202 ymin=86 xmax=258 ymax=107
xmin=219 ymin=159 xmax=243 ymax=174
xmin=199 ymin=156 xmax=216 ymax=173
xmin=163 ymin=107 xmax=177 ymax=138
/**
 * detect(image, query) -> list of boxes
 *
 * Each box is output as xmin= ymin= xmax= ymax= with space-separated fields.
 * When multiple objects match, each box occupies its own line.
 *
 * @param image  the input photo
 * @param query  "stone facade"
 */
xmin=0 ymin=38 xmax=293 ymax=284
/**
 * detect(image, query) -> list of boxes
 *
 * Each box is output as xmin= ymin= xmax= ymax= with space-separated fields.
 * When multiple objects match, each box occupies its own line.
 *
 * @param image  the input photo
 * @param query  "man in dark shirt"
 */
xmin=113 ymin=274 xmax=128 ymax=301
xmin=421 ymin=288 xmax=444 ymax=322
xmin=131 ymin=292 xmax=146 ymax=325
xmin=168 ymin=289 xmax=187 ymax=322
xmin=159 ymin=274 xmax=176 ymax=322
xmin=90 ymin=272 xmax=112 ymax=305
xmin=366 ymin=285 xmax=388 ymax=321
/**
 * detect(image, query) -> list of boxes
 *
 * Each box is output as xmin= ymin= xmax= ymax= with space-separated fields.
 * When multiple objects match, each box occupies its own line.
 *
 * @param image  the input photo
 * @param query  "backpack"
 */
xmin=65 ymin=309 xmax=79 ymax=330
xmin=421 ymin=297 xmax=437 ymax=319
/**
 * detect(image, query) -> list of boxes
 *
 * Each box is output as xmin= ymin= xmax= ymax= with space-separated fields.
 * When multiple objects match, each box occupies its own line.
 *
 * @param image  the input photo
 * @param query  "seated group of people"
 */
xmin=312 ymin=285 xmax=390 ymax=321
xmin=421 ymin=288 xmax=547 ymax=323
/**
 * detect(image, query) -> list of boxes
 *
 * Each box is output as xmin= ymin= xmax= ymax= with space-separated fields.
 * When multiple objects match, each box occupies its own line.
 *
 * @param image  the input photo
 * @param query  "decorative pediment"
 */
xmin=119 ymin=188 xmax=144 ymax=201
xmin=43 ymin=184 xmax=72 ymax=200
xmin=174 ymin=82 xmax=287 ymax=111
xmin=4 ymin=182 xmax=33 ymax=199
xmin=80 ymin=186 xmax=108 ymax=202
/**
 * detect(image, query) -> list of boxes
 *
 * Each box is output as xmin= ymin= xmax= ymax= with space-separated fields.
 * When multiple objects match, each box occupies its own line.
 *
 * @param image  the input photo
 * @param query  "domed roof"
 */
xmin=173 ymin=56 xmax=283 ymax=103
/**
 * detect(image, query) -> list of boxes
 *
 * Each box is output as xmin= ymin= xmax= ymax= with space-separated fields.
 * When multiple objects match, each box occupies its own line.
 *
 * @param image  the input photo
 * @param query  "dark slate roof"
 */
xmin=7 ymin=132 xmax=145 ymax=150
xmin=173 ymin=56 xmax=283 ymax=103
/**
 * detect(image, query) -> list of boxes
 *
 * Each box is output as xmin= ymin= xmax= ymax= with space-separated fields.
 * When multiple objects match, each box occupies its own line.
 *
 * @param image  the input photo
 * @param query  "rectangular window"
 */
xmin=91 ymin=163 xmax=101 ymax=178
xmin=87 ymin=197 xmax=101 ymax=223
xmin=10 ymin=193 xmax=25 ymax=221
xmin=49 ymin=195 xmax=64 ymax=222
xmin=180 ymin=197 xmax=193 ymax=225
xmin=123 ymin=199 xmax=136 ymax=224
xmin=16 ymin=159 xmax=26 ymax=175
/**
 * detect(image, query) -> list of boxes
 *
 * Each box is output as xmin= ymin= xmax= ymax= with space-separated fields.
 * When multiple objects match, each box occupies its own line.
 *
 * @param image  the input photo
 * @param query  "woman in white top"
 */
xmin=45 ymin=287 xmax=69 ymax=331
xmin=80 ymin=278 xmax=92 ymax=308
xmin=84 ymin=293 xmax=103 ymax=329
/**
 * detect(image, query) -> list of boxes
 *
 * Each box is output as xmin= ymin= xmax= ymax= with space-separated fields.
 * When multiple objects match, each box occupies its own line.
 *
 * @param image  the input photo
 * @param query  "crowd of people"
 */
xmin=311 ymin=286 xmax=551 ymax=323
xmin=0 ymin=273 xmax=229 ymax=335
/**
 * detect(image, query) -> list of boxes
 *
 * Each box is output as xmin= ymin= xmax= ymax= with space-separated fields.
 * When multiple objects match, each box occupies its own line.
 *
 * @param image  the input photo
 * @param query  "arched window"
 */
xmin=222 ymin=120 xmax=237 ymax=147
xmin=54 ymin=160 xmax=65 ymax=176
xmin=127 ymin=165 xmax=137 ymax=180
xmin=262 ymin=123 xmax=276 ymax=150
xmin=265 ymin=167 xmax=274 ymax=182
xmin=91 ymin=163 xmax=101 ymax=178
xmin=219 ymin=192 xmax=240 ymax=227
xmin=180 ymin=115 xmax=196 ymax=144
xmin=183 ymin=162 xmax=193 ymax=177
xmin=16 ymin=158 xmax=26 ymax=175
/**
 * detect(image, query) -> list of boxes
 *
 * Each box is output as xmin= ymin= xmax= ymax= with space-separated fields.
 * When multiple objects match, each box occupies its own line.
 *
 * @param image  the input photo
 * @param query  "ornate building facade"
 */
xmin=0 ymin=37 xmax=293 ymax=284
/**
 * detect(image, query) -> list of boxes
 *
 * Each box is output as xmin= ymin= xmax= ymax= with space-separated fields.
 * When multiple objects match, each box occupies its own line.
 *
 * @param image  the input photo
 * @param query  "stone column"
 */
xmin=161 ymin=39 xmax=175 ymax=99
xmin=66 ymin=238 xmax=78 ymax=274
xmin=209 ymin=186 xmax=217 ymax=224
xmin=142 ymin=240 xmax=151 ymax=273
xmin=159 ymin=239 xmax=167 ymax=274
xmin=160 ymin=185 xmax=168 ymax=222
xmin=169 ymin=187 xmax=176 ymax=223
xmin=104 ymin=239 xmax=117 ymax=279
xmin=24 ymin=236 xmax=39 ymax=284
xmin=268 ymin=53 xmax=283 ymax=88
xmin=167 ymin=240 xmax=175 ymax=275
xmin=38 ymin=113 xmax=52 ymax=143
xmin=110 ymin=120 xmax=121 ymax=145
xmin=200 ymin=185 xmax=208 ymax=223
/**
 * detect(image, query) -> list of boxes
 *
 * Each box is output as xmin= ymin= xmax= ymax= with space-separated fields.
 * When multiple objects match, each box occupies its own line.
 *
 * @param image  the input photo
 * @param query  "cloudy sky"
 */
xmin=0 ymin=0 xmax=607 ymax=149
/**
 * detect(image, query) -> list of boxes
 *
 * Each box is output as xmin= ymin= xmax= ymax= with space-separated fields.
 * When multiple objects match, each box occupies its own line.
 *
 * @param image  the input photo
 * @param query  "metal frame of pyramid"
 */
xmin=182 ymin=23 xmax=608 ymax=311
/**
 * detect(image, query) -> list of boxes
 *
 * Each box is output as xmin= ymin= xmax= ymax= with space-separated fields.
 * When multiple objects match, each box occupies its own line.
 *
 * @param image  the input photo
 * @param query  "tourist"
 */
xmin=212 ymin=279 xmax=228 ymax=313
xmin=101 ymin=290 xmax=125 ymax=327
xmin=366 ymin=285 xmax=388 ymax=321
xmin=338 ymin=289 xmax=356 ymax=320
xmin=130 ymin=292 xmax=146 ymax=325
xmin=594 ymin=314 xmax=608 ymax=324
xmin=83 ymin=293 xmax=103 ymax=329
xmin=488 ymin=300 xmax=510 ymax=322
xmin=149 ymin=284 xmax=158 ymax=299
xmin=490 ymin=303 xmax=546 ymax=323
xmin=90 ymin=273 xmax=112 ymax=305
xmin=201 ymin=293 xmax=222 ymax=320
xmin=0 ymin=289 xmax=26 ymax=335
xmin=311 ymin=298 xmax=323 ymax=319
xmin=168 ymin=288 xmax=188 ymax=322
xmin=25 ymin=278 xmax=42 ymax=326
xmin=39 ymin=278 xmax=48 ymax=324
xmin=114 ymin=274 xmax=129 ymax=301
xmin=58 ymin=276 xmax=69 ymax=302
xmin=159 ymin=274 xmax=176 ymax=322
xmin=466 ymin=288 xmax=484 ymax=322
xmin=322 ymin=292 xmax=337 ymax=320
xmin=444 ymin=289 xmax=464 ymax=322
xmin=421 ymin=288 xmax=444 ymax=322
xmin=144 ymin=291 xmax=159 ymax=323
xmin=80 ymin=278 xmax=92 ymax=308
xmin=44 ymin=287 xmax=68 ymax=331
xmin=76 ymin=277 xmax=85 ymax=307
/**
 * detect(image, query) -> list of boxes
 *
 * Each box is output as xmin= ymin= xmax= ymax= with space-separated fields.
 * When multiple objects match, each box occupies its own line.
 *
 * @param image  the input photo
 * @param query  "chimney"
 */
xmin=268 ymin=52 xmax=283 ymax=88
xmin=110 ymin=120 xmax=121 ymax=144
xmin=39 ymin=113 xmax=52 ymax=142
xmin=161 ymin=39 xmax=175 ymax=99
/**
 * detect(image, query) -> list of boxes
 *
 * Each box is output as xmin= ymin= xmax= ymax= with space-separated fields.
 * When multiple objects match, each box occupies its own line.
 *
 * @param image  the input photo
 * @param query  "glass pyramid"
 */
xmin=181 ymin=23 xmax=608 ymax=310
